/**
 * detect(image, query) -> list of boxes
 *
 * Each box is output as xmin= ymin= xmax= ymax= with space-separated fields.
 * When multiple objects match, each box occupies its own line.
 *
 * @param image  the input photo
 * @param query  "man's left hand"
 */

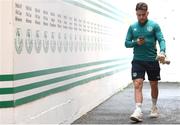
xmin=158 ymin=52 xmax=166 ymax=64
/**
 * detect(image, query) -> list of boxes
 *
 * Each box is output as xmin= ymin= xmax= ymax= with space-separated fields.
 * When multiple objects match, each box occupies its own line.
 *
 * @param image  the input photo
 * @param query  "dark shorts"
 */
xmin=131 ymin=60 xmax=161 ymax=81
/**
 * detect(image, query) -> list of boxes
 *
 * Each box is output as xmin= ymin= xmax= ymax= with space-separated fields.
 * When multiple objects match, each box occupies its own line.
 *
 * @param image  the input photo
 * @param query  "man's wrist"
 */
xmin=133 ymin=41 xmax=138 ymax=46
xmin=160 ymin=51 xmax=166 ymax=56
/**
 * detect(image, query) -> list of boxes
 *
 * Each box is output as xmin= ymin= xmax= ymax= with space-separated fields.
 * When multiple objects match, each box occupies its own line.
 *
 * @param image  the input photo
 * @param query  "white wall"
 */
xmin=0 ymin=0 xmax=132 ymax=123
xmin=2 ymin=0 xmax=179 ymax=123
xmin=0 ymin=0 xmax=14 ymax=122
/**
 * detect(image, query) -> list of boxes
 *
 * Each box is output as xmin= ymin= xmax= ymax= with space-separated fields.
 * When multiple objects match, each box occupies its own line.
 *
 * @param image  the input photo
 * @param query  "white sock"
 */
xmin=152 ymin=98 xmax=157 ymax=108
xmin=136 ymin=103 xmax=142 ymax=112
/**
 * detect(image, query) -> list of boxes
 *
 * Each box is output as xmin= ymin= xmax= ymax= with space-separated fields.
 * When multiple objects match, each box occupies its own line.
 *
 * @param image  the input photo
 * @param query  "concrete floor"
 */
xmin=73 ymin=82 xmax=180 ymax=124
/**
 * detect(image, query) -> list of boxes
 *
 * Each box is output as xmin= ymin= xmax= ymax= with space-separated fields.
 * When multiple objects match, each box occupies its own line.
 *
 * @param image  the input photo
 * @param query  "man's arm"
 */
xmin=154 ymin=23 xmax=168 ymax=63
xmin=154 ymin=24 xmax=166 ymax=53
xmin=125 ymin=26 xmax=138 ymax=48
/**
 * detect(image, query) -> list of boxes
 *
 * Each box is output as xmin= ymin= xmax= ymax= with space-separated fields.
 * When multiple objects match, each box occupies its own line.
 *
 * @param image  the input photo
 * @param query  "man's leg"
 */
xmin=130 ymin=60 xmax=145 ymax=122
xmin=146 ymin=61 xmax=160 ymax=118
xmin=134 ymin=79 xmax=144 ymax=104
xmin=130 ymin=78 xmax=144 ymax=122
xmin=150 ymin=81 xmax=158 ymax=105
xmin=149 ymin=81 xmax=159 ymax=117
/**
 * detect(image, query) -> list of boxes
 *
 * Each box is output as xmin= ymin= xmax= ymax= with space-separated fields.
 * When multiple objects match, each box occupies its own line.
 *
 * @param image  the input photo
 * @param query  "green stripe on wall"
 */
xmin=0 ymin=58 xmax=127 ymax=81
xmin=0 ymin=63 xmax=127 ymax=94
xmin=0 ymin=67 xmax=127 ymax=108
xmin=97 ymin=0 xmax=126 ymax=15
xmin=0 ymin=101 xmax=14 ymax=108
xmin=63 ymin=0 xmax=121 ymax=22
xmin=82 ymin=0 xmax=122 ymax=17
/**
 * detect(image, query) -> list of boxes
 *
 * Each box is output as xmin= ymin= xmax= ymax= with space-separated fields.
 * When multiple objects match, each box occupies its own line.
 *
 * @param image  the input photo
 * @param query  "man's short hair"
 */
xmin=136 ymin=2 xmax=148 ymax=11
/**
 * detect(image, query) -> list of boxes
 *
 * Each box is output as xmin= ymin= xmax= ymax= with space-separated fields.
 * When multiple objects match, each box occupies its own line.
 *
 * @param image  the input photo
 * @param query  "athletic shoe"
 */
xmin=150 ymin=106 xmax=159 ymax=118
xmin=130 ymin=109 xmax=143 ymax=122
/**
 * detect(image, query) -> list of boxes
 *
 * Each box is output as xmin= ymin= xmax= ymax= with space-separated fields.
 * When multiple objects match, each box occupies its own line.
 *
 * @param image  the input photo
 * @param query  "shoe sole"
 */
xmin=130 ymin=116 xmax=142 ymax=122
xmin=149 ymin=114 xmax=159 ymax=118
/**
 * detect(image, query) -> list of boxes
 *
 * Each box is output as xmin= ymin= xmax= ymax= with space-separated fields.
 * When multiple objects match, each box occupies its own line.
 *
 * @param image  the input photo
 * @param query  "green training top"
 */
xmin=125 ymin=19 xmax=166 ymax=61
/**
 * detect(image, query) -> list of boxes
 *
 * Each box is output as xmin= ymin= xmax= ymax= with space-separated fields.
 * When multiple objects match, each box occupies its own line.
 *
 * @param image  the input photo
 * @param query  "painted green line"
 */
xmin=0 ymin=67 xmax=127 ymax=108
xmin=0 ymin=63 xmax=127 ymax=94
xmin=0 ymin=58 xmax=126 ymax=81
xmin=97 ymin=0 xmax=126 ymax=15
xmin=0 ymin=100 xmax=14 ymax=108
xmin=0 ymin=75 xmax=14 ymax=81
xmin=82 ymin=0 xmax=122 ymax=17
xmin=0 ymin=88 xmax=14 ymax=94
xmin=63 ymin=0 xmax=121 ymax=22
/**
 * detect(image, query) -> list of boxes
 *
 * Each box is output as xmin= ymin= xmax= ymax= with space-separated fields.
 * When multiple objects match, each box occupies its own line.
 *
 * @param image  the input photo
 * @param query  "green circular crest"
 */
xmin=83 ymin=36 xmax=86 ymax=52
xmin=69 ymin=34 xmax=73 ymax=52
xmin=74 ymin=34 xmax=78 ymax=52
xmin=57 ymin=33 xmax=62 ymax=53
xmin=79 ymin=36 xmax=82 ymax=52
xmin=15 ymin=28 xmax=23 ymax=54
xmin=50 ymin=32 xmax=56 ymax=53
xmin=63 ymin=33 xmax=68 ymax=52
xmin=25 ymin=29 xmax=33 ymax=54
xmin=35 ymin=30 xmax=42 ymax=53
xmin=43 ymin=31 xmax=49 ymax=53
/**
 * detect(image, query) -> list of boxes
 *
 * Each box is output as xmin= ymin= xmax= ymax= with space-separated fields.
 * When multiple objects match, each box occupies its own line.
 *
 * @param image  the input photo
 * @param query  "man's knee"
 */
xmin=150 ymin=81 xmax=158 ymax=86
xmin=133 ymin=79 xmax=143 ymax=89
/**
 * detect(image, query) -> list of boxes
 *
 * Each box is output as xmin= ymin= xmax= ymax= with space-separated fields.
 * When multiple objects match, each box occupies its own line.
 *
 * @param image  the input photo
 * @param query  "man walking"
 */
xmin=125 ymin=2 xmax=166 ymax=122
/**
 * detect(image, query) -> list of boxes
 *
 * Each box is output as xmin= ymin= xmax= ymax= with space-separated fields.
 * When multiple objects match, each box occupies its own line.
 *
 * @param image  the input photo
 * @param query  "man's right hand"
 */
xmin=137 ymin=37 xmax=145 ymax=45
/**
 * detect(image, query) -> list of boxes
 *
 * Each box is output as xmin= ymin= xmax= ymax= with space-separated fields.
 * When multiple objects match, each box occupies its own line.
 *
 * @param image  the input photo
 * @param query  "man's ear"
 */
xmin=146 ymin=11 xmax=149 ymax=16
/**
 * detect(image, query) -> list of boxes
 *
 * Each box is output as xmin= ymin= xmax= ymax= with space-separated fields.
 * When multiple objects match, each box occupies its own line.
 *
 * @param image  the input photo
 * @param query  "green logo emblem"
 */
xmin=43 ymin=31 xmax=49 ymax=53
xmin=50 ymin=32 xmax=56 ymax=53
xmin=57 ymin=32 xmax=62 ymax=53
xmin=35 ymin=30 xmax=42 ymax=53
xmin=79 ymin=36 xmax=82 ymax=52
xmin=25 ymin=29 xmax=33 ymax=54
xmin=69 ymin=33 xmax=73 ymax=52
xmin=147 ymin=26 xmax=153 ymax=32
xmin=133 ymin=72 xmax=137 ymax=77
xmin=63 ymin=33 xmax=68 ymax=52
xmin=74 ymin=34 xmax=78 ymax=52
xmin=87 ymin=36 xmax=90 ymax=51
xmin=83 ymin=36 xmax=86 ymax=52
xmin=15 ymin=28 xmax=23 ymax=54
